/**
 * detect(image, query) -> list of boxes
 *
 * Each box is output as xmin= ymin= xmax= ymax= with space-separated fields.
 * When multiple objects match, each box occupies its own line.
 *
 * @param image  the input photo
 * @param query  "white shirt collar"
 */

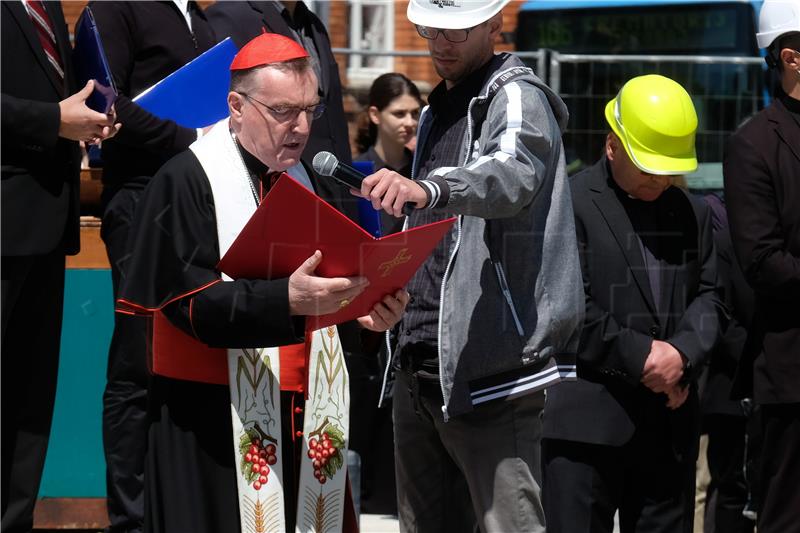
xmin=172 ymin=0 xmax=192 ymax=31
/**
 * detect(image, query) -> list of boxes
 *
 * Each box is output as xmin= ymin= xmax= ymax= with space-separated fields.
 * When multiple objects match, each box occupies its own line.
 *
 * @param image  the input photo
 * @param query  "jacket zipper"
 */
xmin=435 ymin=98 xmax=479 ymax=421
xmin=493 ymin=260 xmax=525 ymax=336
xmin=378 ymin=106 xmax=429 ymax=408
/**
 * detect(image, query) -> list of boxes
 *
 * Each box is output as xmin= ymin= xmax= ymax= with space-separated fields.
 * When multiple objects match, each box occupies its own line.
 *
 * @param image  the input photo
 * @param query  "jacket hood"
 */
xmin=478 ymin=52 xmax=569 ymax=133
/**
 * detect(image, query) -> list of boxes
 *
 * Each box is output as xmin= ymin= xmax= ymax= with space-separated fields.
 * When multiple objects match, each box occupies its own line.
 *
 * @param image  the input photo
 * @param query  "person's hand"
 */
xmin=357 ymin=289 xmax=410 ymax=332
xmin=354 ymin=168 xmax=428 ymax=217
xmin=665 ymin=384 xmax=689 ymax=410
xmin=86 ymin=105 xmax=122 ymax=145
xmin=641 ymin=340 xmax=684 ymax=393
xmin=288 ymin=250 xmax=369 ymax=316
xmin=59 ymin=80 xmax=121 ymax=143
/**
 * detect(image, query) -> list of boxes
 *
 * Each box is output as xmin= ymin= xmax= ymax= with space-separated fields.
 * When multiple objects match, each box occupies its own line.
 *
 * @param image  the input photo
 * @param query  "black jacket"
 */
xmin=1 ymin=0 xmax=80 ymax=256
xmin=88 ymin=1 xmax=216 ymax=193
xmin=543 ymin=158 xmax=725 ymax=460
xmin=701 ymin=195 xmax=753 ymax=417
xmin=206 ymin=1 xmax=351 ymax=166
xmin=724 ymin=95 xmax=800 ymax=405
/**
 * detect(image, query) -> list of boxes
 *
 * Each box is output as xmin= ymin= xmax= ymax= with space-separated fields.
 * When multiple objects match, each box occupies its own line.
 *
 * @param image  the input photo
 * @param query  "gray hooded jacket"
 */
xmin=382 ymin=53 xmax=584 ymax=419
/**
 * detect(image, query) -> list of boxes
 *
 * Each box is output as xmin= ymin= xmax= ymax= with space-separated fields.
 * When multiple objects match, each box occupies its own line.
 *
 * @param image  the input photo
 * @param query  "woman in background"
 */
xmin=350 ymin=73 xmax=423 ymax=517
xmin=355 ymin=73 xmax=423 ymax=192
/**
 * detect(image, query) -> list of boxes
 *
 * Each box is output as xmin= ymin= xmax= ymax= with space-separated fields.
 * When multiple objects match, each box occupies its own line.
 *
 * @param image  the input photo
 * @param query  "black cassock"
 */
xmin=118 ymin=148 xmax=322 ymax=533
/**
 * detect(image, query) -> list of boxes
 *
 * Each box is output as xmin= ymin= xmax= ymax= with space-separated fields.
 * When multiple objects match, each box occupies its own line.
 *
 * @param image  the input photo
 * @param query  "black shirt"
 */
xmin=778 ymin=87 xmax=800 ymax=128
xmin=610 ymin=169 xmax=669 ymax=316
xmin=396 ymin=60 xmax=494 ymax=372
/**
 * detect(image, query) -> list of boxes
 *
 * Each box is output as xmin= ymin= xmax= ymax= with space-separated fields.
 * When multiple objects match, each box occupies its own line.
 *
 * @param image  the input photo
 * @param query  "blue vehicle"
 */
xmin=516 ymin=0 xmax=767 ymax=186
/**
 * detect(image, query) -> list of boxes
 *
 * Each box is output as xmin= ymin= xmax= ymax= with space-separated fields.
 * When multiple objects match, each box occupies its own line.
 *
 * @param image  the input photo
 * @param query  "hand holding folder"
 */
xmin=218 ymin=175 xmax=455 ymax=330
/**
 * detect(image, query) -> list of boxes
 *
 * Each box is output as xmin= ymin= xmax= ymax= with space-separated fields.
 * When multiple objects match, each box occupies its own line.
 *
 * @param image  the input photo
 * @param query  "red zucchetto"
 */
xmin=229 ymin=32 xmax=309 ymax=71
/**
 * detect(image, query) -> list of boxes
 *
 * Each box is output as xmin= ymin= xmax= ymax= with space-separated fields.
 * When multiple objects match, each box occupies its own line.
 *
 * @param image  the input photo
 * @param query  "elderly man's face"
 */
xmin=606 ymin=133 xmax=674 ymax=202
xmin=230 ymin=66 xmax=319 ymax=171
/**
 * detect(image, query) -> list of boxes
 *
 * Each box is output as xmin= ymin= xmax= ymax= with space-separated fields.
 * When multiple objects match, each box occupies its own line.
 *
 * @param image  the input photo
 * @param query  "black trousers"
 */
xmin=757 ymin=403 xmax=800 ymax=533
xmin=542 ymin=433 xmax=696 ymax=533
xmin=346 ymin=346 xmax=397 ymax=515
xmin=1 ymin=251 xmax=65 ymax=533
xmin=101 ymin=186 xmax=148 ymax=533
xmin=705 ymin=414 xmax=754 ymax=533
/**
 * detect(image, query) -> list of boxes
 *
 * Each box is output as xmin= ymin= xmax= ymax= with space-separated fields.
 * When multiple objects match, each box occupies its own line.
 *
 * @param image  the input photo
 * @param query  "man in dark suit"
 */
xmin=1 ymin=1 xmax=118 ymax=530
xmin=723 ymin=2 xmax=800 ymax=530
xmin=542 ymin=75 xmax=725 ymax=533
xmin=85 ymin=3 xmax=216 ymax=531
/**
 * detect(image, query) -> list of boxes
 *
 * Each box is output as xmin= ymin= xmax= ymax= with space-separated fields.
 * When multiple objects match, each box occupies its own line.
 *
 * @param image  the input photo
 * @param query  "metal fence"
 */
xmin=543 ymin=53 xmax=765 ymax=180
xmin=334 ymin=49 xmax=766 ymax=186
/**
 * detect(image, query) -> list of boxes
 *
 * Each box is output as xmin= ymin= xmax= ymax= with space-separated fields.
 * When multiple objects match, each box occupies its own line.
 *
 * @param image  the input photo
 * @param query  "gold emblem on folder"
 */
xmin=378 ymin=248 xmax=412 ymax=278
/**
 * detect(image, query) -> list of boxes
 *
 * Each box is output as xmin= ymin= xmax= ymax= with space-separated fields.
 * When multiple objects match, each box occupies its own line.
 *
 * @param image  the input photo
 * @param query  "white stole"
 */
xmin=190 ymin=119 xmax=350 ymax=533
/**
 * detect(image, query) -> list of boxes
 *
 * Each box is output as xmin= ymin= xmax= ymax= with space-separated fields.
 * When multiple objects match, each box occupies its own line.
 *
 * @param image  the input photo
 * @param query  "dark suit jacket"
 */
xmin=723 ymin=96 xmax=800 ymax=404
xmin=1 ymin=0 xmax=80 ymax=256
xmin=206 ymin=1 xmax=352 ymax=165
xmin=543 ymin=158 xmax=724 ymax=460
xmin=701 ymin=195 xmax=754 ymax=417
xmin=88 ymin=1 xmax=216 ymax=194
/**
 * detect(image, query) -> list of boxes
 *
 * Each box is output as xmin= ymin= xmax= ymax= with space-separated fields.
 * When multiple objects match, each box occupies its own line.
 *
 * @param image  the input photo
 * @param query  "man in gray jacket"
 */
xmin=358 ymin=1 xmax=584 ymax=531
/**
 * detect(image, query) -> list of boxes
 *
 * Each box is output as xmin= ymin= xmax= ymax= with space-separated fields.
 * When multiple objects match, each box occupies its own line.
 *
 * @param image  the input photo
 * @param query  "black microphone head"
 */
xmin=312 ymin=151 xmax=338 ymax=176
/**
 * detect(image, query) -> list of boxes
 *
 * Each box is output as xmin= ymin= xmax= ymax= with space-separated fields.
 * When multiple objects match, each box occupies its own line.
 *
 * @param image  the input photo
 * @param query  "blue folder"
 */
xmin=72 ymin=7 xmax=117 ymax=114
xmin=133 ymin=38 xmax=238 ymax=129
xmin=352 ymin=160 xmax=383 ymax=238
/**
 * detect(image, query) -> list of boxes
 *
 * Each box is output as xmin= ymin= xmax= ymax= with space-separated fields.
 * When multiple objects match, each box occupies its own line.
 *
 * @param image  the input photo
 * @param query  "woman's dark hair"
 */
xmin=355 ymin=73 xmax=424 ymax=155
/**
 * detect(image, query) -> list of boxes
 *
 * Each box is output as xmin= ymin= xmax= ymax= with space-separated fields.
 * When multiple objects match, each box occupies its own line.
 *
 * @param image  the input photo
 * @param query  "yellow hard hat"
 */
xmin=604 ymin=74 xmax=698 ymax=175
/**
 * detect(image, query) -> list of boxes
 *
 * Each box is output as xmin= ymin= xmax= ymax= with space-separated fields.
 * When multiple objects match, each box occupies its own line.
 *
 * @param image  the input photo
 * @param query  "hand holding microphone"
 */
xmin=312 ymin=151 xmax=427 ymax=218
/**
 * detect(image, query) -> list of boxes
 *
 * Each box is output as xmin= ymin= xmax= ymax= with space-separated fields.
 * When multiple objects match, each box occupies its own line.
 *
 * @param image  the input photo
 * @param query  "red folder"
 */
xmin=217 ymin=175 xmax=456 ymax=330
xmin=148 ymin=174 xmax=453 ymax=385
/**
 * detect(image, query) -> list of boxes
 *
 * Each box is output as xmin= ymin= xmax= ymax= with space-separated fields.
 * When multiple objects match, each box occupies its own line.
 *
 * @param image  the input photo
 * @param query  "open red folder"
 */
xmin=217 ymin=175 xmax=456 ymax=330
xmin=150 ymin=174 xmax=454 ymax=384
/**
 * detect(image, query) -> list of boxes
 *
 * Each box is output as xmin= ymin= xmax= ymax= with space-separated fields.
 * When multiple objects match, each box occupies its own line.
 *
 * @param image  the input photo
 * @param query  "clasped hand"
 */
xmin=641 ymin=340 xmax=688 ymax=409
xmin=59 ymin=80 xmax=121 ymax=144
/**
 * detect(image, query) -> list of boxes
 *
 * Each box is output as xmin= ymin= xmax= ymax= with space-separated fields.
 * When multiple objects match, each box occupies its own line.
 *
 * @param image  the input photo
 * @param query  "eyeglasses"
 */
xmin=416 ymin=24 xmax=473 ymax=43
xmin=239 ymin=92 xmax=325 ymax=121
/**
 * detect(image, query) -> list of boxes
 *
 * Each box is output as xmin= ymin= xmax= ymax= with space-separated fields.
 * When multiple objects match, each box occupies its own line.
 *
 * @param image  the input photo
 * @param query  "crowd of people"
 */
xmin=2 ymin=1 xmax=798 ymax=533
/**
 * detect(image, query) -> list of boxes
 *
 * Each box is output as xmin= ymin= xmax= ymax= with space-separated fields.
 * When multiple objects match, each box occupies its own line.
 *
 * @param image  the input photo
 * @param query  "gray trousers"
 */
xmin=393 ymin=369 xmax=546 ymax=533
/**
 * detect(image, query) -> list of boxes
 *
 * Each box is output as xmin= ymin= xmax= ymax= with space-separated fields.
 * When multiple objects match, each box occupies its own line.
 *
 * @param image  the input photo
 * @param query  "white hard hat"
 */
xmin=407 ymin=0 xmax=511 ymax=30
xmin=756 ymin=0 xmax=800 ymax=49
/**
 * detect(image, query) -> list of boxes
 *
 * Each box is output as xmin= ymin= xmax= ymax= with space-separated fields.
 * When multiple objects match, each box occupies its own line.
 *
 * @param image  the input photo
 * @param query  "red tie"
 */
xmin=24 ymin=0 xmax=65 ymax=82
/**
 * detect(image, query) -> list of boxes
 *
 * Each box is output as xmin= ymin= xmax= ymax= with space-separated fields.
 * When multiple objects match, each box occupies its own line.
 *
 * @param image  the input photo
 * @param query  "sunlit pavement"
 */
xmin=360 ymin=514 xmax=400 ymax=533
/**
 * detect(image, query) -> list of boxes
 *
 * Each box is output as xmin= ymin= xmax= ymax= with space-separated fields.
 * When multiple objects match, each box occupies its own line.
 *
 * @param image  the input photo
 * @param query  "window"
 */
xmin=347 ymin=0 xmax=395 ymax=87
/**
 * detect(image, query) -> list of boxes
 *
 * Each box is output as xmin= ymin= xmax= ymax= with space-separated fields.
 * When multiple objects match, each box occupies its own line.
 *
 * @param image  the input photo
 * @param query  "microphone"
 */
xmin=312 ymin=151 xmax=415 ymax=216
